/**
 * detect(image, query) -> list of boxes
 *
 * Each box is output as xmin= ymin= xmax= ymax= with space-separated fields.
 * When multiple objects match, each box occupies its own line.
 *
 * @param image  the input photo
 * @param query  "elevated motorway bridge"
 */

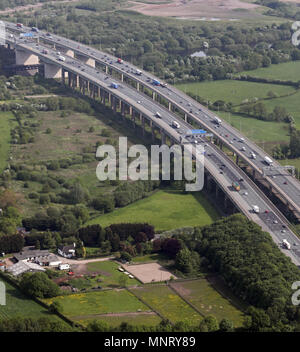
xmin=4 ymin=21 xmax=300 ymax=223
xmin=2 ymin=22 xmax=300 ymax=266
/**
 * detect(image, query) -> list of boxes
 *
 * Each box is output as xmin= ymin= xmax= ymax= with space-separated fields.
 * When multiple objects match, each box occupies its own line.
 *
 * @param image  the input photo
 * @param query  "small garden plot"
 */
xmin=86 ymin=260 xmax=141 ymax=287
xmin=130 ymin=285 xmax=202 ymax=326
xmin=43 ymin=289 xmax=149 ymax=321
xmin=170 ymin=278 xmax=245 ymax=327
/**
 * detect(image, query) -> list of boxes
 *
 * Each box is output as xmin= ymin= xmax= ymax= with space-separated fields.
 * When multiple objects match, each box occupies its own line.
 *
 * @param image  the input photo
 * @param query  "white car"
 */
xmin=241 ymin=147 xmax=246 ymax=151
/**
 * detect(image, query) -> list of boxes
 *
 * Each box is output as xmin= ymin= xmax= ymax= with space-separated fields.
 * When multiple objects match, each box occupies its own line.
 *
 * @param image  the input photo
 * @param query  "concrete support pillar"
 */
xmin=105 ymin=65 xmax=108 ymax=74
xmin=121 ymin=74 xmax=124 ymax=82
xmin=168 ymin=102 xmax=172 ymax=111
xmin=108 ymin=93 xmax=111 ymax=105
xmin=129 ymin=106 xmax=133 ymax=117
xmin=62 ymin=69 xmax=66 ymax=84
xmin=121 ymin=101 xmax=125 ymax=116
xmin=15 ymin=49 xmax=39 ymax=65
xmin=137 ymin=82 xmax=140 ymax=91
xmin=151 ymin=124 xmax=155 ymax=141
xmin=215 ymin=185 xmax=219 ymax=199
xmin=152 ymin=91 xmax=156 ymax=100
xmin=142 ymin=116 xmax=145 ymax=136
xmin=184 ymin=113 xmax=187 ymax=122
xmin=78 ymin=55 xmax=95 ymax=68
xmin=161 ymin=130 xmax=166 ymax=144
xmin=43 ymin=62 xmax=61 ymax=79
xmin=224 ymin=195 xmax=228 ymax=210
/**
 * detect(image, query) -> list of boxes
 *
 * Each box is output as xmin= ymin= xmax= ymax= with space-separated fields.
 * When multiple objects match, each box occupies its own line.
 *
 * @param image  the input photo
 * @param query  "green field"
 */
xmin=218 ymin=111 xmax=290 ymax=153
xmin=44 ymin=289 xmax=149 ymax=319
xmin=76 ymin=313 xmax=162 ymax=327
xmin=87 ymin=190 xmax=219 ymax=232
xmin=170 ymin=278 xmax=245 ymax=327
xmin=0 ymin=279 xmax=65 ymax=324
xmin=131 ymin=285 xmax=202 ymax=325
xmin=238 ymin=61 xmax=300 ymax=81
xmin=86 ymin=260 xmax=141 ymax=287
xmin=259 ymin=90 xmax=300 ymax=129
xmin=0 ymin=112 xmax=16 ymax=173
xmin=176 ymin=80 xmax=295 ymax=105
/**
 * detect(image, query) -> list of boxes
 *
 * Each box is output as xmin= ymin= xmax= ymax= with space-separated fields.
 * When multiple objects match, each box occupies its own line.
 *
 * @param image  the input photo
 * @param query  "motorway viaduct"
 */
xmin=2 ymin=24 xmax=300 ymax=266
xmin=4 ymin=22 xmax=300 ymax=224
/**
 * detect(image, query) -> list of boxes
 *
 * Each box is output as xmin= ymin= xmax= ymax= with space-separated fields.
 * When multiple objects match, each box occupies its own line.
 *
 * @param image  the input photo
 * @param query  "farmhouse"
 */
xmin=58 ymin=243 xmax=76 ymax=258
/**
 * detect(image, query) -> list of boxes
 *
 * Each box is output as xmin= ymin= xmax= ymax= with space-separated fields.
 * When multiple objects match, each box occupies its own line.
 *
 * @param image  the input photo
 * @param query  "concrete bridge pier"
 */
xmin=43 ymin=62 xmax=62 ymax=79
xmin=77 ymin=54 xmax=95 ymax=68
xmin=15 ymin=49 xmax=39 ymax=66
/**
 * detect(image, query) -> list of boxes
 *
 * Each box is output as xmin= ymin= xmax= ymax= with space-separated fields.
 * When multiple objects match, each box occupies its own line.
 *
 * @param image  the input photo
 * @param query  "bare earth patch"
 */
xmin=127 ymin=0 xmax=262 ymax=20
xmin=122 ymin=262 xmax=177 ymax=284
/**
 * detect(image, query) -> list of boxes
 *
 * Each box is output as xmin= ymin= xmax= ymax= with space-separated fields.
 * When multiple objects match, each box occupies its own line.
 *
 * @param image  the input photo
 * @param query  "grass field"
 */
xmin=238 ymin=61 xmax=300 ymax=81
xmin=259 ymin=90 xmax=300 ymax=129
xmin=0 ymin=112 xmax=16 ymax=173
xmin=43 ymin=289 xmax=149 ymax=319
xmin=130 ymin=285 xmax=202 ymax=325
xmin=86 ymin=260 xmax=141 ymax=287
xmin=170 ymin=278 xmax=245 ymax=327
xmin=131 ymin=253 xmax=169 ymax=264
xmin=218 ymin=111 xmax=290 ymax=153
xmin=75 ymin=313 xmax=162 ymax=327
xmin=87 ymin=190 xmax=219 ymax=232
xmin=176 ymin=80 xmax=295 ymax=105
xmin=0 ymin=279 xmax=66 ymax=324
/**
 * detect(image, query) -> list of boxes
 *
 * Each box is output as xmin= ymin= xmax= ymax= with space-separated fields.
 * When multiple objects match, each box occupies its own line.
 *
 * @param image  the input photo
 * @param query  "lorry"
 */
xmin=264 ymin=156 xmax=273 ymax=165
xmin=58 ymin=55 xmax=65 ymax=62
xmin=153 ymin=79 xmax=161 ymax=86
xmin=172 ymin=121 xmax=180 ymax=129
xmin=111 ymin=82 xmax=119 ymax=89
xmin=232 ymin=181 xmax=240 ymax=192
xmin=282 ymin=239 xmax=291 ymax=250
xmin=252 ymin=205 xmax=260 ymax=213
xmin=213 ymin=116 xmax=222 ymax=125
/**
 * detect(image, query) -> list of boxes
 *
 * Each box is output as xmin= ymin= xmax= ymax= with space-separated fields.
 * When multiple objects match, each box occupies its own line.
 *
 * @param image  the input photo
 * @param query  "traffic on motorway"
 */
xmin=4 ymin=23 xmax=300 ymax=266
